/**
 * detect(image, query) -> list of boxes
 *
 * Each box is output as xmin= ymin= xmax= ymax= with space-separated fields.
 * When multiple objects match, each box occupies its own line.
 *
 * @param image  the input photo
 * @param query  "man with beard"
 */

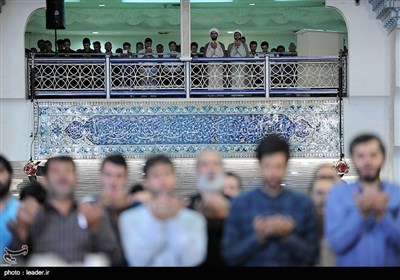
xmin=189 ymin=151 xmax=230 ymax=266
xmin=0 ymin=155 xmax=19 ymax=260
xmin=10 ymin=156 xmax=123 ymax=265
xmin=204 ymin=28 xmax=226 ymax=89
xmin=325 ymin=134 xmax=400 ymax=266
xmin=222 ymin=135 xmax=319 ymax=266
xmin=120 ymin=155 xmax=207 ymax=266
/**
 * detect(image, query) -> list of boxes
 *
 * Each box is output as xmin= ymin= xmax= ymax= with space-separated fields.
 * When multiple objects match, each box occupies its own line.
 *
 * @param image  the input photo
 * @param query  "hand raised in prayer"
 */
xmin=234 ymin=40 xmax=241 ymax=47
xmin=8 ymin=197 xmax=41 ymax=242
xmin=197 ymin=192 xmax=229 ymax=219
xmin=79 ymin=201 xmax=103 ymax=230
xmin=354 ymin=188 xmax=376 ymax=217
xmin=267 ymin=215 xmax=295 ymax=238
xmin=371 ymin=192 xmax=389 ymax=220
xmin=211 ymin=41 xmax=218 ymax=49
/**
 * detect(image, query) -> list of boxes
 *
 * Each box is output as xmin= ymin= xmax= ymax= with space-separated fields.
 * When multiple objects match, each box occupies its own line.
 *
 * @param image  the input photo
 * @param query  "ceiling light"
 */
xmin=249 ymin=3 xmax=256 ymax=5
xmin=280 ymin=183 xmax=286 ymax=186
xmin=92 ymin=31 xmax=99 ymax=34
xmin=227 ymin=31 xmax=234 ymax=34
xmin=99 ymin=4 xmax=106 ymax=7
xmin=290 ymin=171 xmax=299 ymax=175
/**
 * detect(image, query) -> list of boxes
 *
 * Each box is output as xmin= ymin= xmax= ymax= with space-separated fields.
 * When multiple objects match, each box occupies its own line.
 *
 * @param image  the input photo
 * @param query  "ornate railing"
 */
xmin=369 ymin=0 xmax=400 ymax=32
xmin=27 ymin=56 xmax=347 ymax=98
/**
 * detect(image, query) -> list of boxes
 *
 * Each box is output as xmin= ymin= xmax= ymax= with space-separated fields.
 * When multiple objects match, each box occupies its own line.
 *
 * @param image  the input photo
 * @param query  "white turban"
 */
xmin=209 ymin=28 xmax=219 ymax=35
xmin=233 ymin=29 xmax=243 ymax=36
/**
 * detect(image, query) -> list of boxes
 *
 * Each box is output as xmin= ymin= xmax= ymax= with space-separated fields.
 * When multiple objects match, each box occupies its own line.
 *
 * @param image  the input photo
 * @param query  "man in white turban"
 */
xmin=204 ymin=28 xmax=226 ymax=89
xmin=227 ymin=30 xmax=250 ymax=88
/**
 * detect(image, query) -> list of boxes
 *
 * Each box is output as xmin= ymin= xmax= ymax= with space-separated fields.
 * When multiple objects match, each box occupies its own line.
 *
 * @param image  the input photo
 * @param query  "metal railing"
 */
xmin=27 ymin=55 xmax=347 ymax=98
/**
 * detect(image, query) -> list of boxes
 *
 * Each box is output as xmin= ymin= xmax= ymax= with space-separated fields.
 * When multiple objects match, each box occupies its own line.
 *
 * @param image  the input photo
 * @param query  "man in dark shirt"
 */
xmin=93 ymin=41 xmax=103 ymax=54
xmin=59 ymin=38 xmax=75 ymax=57
xmin=188 ymin=151 xmax=230 ymax=266
xmin=222 ymin=135 xmax=319 ymax=266
xmin=76 ymin=38 xmax=96 ymax=57
xmin=98 ymin=155 xmax=130 ymax=266
xmin=11 ymin=156 xmax=123 ymax=266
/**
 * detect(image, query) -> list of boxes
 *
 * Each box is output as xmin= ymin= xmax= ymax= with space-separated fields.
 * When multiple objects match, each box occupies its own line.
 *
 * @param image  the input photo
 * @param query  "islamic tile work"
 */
xmin=34 ymin=99 xmax=340 ymax=159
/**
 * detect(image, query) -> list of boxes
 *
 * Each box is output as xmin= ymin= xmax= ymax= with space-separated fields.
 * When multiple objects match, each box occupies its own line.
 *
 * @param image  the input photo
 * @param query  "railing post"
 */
xmin=105 ymin=55 xmax=111 ymax=99
xmin=182 ymin=59 xmax=191 ymax=98
xmin=265 ymin=56 xmax=270 ymax=98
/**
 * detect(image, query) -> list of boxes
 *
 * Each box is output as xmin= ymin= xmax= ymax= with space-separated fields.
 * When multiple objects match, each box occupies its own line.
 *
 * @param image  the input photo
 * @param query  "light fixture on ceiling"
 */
xmin=280 ymin=183 xmax=286 ymax=186
xmin=227 ymin=31 xmax=234 ymax=34
xmin=99 ymin=4 xmax=106 ymax=7
xmin=290 ymin=171 xmax=299 ymax=175
xmin=249 ymin=3 xmax=256 ymax=5
xmin=92 ymin=31 xmax=99 ymax=34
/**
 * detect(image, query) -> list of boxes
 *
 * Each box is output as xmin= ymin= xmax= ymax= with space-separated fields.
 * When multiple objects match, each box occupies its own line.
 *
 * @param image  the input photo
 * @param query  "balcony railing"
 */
xmin=27 ymin=55 xmax=347 ymax=99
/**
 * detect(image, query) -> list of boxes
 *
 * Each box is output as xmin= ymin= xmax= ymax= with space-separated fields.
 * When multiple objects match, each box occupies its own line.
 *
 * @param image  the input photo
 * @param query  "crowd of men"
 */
xmin=1 ymin=133 xmax=399 ymax=266
xmin=26 ymin=28 xmax=297 ymax=59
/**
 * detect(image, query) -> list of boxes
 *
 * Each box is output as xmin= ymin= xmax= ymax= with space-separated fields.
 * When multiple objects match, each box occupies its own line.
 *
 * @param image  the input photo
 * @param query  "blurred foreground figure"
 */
xmin=0 ymin=155 xmax=19 ymax=261
xmin=325 ymin=135 xmax=400 ymax=266
xmin=222 ymin=135 xmax=319 ymax=266
xmin=10 ymin=156 xmax=122 ymax=266
xmin=310 ymin=165 xmax=339 ymax=266
xmin=223 ymin=172 xmax=243 ymax=199
xmin=189 ymin=151 xmax=230 ymax=266
xmin=120 ymin=155 xmax=207 ymax=266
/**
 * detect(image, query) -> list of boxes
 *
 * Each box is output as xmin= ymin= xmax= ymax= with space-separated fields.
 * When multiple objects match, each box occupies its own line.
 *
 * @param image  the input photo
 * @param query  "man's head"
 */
xmin=144 ymin=38 xmax=152 ymax=48
xmin=57 ymin=39 xmax=64 ymax=51
xmin=314 ymin=165 xmax=339 ymax=182
xmin=249 ymin=41 xmax=257 ymax=53
xmin=37 ymin=39 xmax=45 ymax=52
xmin=82 ymin=38 xmax=91 ymax=51
xmin=156 ymin=44 xmax=164 ymax=54
xmin=223 ymin=172 xmax=242 ymax=198
xmin=233 ymin=30 xmax=242 ymax=41
xmin=277 ymin=45 xmax=285 ymax=53
xmin=100 ymin=155 xmax=128 ymax=194
xmin=196 ymin=151 xmax=224 ymax=192
xmin=93 ymin=41 xmax=101 ymax=52
xmin=240 ymin=36 xmax=246 ymax=44
xmin=143 ymin=155 xmax=176 ymax=195
xmin=310 ymin=179 xmax=335 ymax=212
xmin=0 ymin=155 xmax=12 ymax=200
xmin=350 ymin=134 xmax=385 ymax=183
xmin=256 ymin=134 xmax=290 ymax=189
xmin=168 ymin=41 xmax=177 ymax=52
xmin=105 ymin=42 xmax=112 ymax=52
xmin=122 ymin=42 xmax=131 ymax=51
xmin=289 ymin=42 xmax=296 ymax=52
xmin=44 ymin=40 xmax=52 ymax=52
xmin=191 ymin=42 xmax=198 ymax=53
xmin=209 ymin=28 xmax=219 ymax=41
xmin=261 ymin=41 xmax=269 ymax=53
xmin=42 ymin=156 xmax=76 ymax=200
xmin=136 ymin=42 xmax=144 ymax=52
xmin=63 ymin=38 xmax=71 ymax=50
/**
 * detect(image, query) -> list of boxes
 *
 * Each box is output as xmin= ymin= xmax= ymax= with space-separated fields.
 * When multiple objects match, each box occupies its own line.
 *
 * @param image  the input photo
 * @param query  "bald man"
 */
xmin=188 ymin=151 xmax=230 ymax=266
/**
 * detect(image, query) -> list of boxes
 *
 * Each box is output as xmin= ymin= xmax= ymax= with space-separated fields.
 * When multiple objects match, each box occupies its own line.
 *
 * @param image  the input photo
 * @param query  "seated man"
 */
xmin=222 ymin=135 xmax=319 ymax=266
xmin=119 ymin=155 xmax=207 ymax=267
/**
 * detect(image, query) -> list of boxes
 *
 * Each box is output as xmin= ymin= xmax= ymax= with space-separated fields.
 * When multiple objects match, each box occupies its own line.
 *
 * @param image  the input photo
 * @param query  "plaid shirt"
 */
xmin=12 ymin=200 xmax=124 ymax=265
xmin=222 ymin=188 xmax=319 ymax=266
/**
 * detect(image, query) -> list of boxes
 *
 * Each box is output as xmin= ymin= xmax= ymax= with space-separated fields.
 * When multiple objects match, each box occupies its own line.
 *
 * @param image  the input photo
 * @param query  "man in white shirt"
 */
xmin=227 ymin=30 xmax=249 ymax=88
xmin=119 ymin=155 xmax=207 ymax=267
xmin=204 ymin=28 xmax=226 ymax=89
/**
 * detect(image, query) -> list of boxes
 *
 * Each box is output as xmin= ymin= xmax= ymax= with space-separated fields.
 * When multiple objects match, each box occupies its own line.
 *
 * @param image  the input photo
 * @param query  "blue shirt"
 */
xmin=222 ymin=188 xmax=319 ymax=266
xmin=325 ymin=181 xmax=400 ymax=266
xmin=1 ymin=197 xmax=19 ymax=256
